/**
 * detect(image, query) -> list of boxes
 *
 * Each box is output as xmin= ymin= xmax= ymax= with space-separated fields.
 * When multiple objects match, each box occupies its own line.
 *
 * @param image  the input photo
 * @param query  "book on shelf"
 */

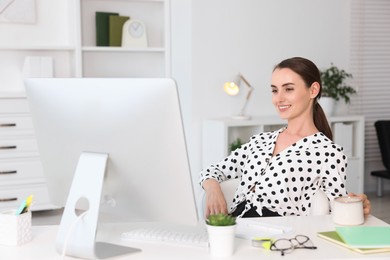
xmin=318 ymin=229 xmax=390 ymax=254
xmin=109 ymin=15 xmax=130 ymax=46
xmin=96 ymin=12 xmax=119 ymax=46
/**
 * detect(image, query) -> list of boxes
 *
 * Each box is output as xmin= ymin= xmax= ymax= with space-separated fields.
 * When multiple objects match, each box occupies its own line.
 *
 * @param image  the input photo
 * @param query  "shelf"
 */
xmin=0 ymin=46 xmax=75 ymax=51
xmin=77 ymin=0 xmax=170 ymax=77
xmin=82 ymin=46 xmax=165 ymax=52
xmin=0 ymin=0 xmax=170 ymax=82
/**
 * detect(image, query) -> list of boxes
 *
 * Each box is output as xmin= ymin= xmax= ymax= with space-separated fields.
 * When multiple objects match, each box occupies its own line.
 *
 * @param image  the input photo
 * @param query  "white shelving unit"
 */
xmin=0 ymin=0 xmax=170 ymax=211
xmin=202 ymin=115 xmax=365 ymax=194
xmin=0 ymin=0 xmax=170 ymax=92
xmin=77 ymin=0 xmax=170 ymax=78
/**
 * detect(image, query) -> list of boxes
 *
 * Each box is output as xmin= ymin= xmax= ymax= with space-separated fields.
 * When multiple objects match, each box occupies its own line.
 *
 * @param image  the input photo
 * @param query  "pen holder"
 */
xmin=0 ymin=210 xmax=32 ymax=246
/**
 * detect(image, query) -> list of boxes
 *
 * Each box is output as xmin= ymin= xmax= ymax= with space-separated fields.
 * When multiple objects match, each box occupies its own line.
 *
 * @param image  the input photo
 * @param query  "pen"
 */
xmin=23 ymin=194 xmax=33 ymax=213
xmin=16 ymin=194 xmax=33 ymax=215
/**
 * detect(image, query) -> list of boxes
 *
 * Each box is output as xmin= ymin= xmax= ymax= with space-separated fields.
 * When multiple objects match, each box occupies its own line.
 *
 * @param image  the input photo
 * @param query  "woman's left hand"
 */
xmin=348 ymin=192 xmax=371 ymax=216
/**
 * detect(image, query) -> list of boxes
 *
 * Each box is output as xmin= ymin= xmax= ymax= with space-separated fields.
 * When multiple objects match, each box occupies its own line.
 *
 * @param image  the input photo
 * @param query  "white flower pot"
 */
xmin=319 ymin=97 xmax=336 ymax=116
xmin=206 ymin=224 xmax=236 ymax=257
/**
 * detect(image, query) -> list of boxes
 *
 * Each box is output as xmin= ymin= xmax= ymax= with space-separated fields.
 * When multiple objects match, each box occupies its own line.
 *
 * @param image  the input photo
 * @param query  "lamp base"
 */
xmin=231 ymin=115 xmax=251 ymax=120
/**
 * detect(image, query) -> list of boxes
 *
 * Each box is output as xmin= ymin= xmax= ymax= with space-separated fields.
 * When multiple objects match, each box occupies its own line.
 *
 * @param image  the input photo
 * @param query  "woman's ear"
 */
xmin=310 ymin=82 xmax=320 ymax=99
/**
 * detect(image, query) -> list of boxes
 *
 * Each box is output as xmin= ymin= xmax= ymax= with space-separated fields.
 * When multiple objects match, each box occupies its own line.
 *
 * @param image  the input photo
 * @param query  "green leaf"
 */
xmin=229 ymin=138 xmax=243 ymax=152
xmin=206 ymin=213 xmax=236 ymax=226
xmin=320 ymin=63 xmax=356 ymax=104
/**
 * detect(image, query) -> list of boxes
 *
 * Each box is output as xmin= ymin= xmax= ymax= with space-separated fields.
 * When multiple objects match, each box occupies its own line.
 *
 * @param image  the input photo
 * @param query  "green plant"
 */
xmin=320 ymin=63 xmax=356 ymax=103
xmin=206 ymin=213 xmax=236 ymax=226
xmin=229 ymin=138 xmax=243 ymax=152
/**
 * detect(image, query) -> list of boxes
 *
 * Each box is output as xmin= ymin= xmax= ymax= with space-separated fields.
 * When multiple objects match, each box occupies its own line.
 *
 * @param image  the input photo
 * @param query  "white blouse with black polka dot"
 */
xmin=199 ymin=128 xmax=348 ymax=217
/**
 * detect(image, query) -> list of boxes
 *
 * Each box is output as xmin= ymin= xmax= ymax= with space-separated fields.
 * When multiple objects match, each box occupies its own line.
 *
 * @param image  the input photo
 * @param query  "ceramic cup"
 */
xmin=332 ymin=196 xmax=364 ymax=226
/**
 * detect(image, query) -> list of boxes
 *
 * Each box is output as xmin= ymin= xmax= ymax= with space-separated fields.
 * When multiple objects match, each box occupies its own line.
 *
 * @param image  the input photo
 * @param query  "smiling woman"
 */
xmin=199 ymin=57 xmax=371 ymax=219
xmin=271 ymin=57 xmax=332 ymax=141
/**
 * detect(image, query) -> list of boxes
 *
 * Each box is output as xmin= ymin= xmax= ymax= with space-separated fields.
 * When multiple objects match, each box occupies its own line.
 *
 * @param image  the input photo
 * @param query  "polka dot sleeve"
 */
xmin=320 ymin=144 xmax=348 ymax=204
xmin=199 ymin=139 xmax=252 ymax=188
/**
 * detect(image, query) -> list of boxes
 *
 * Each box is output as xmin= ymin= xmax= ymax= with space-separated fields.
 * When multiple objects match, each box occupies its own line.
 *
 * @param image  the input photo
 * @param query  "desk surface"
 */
xmin=1 ymin=215 xmax=390 ymax=260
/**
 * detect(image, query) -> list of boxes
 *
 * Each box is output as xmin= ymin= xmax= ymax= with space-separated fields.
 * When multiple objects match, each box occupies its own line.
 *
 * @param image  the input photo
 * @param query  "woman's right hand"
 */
xmin=202 ymin=179 xmax=228 ymax=218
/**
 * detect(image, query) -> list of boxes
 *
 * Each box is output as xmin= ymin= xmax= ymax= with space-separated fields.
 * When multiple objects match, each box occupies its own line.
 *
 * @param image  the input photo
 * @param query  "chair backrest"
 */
xmin=310 ymin=189 xmax=330 ymax=215
xmin=374 ymin=120 xmax=390 ymax=170
xmin=219 ymin=178 xmax=240 ymax=209
xmin=198 ymin=179 xmax=239 ymax=220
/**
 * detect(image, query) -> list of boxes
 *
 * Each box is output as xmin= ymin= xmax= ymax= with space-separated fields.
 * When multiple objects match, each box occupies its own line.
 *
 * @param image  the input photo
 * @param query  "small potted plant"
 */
xmin=229 ymin=138 xmax=243 ymax=152
xmin=206 ymin=213 xmax=236 ymax=257
xmin=320 ymin=63 xmax=357 ymax=115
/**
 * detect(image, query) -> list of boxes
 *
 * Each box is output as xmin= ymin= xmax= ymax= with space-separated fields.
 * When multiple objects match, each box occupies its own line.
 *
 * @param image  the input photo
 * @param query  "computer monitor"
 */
xmin=25 ymin=78 xmax=199 ymax=259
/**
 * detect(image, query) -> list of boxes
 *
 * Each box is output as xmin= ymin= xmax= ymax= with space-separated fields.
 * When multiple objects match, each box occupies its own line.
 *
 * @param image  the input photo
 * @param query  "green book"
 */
xmin=318 ymin=231 xmax=390 ymax=254
xmin=109 ymin=15 xmax=130 ymax=46
xmin=336 ymin=226 xmax=390 ymax=249
xmin=96 ymin=12 xmax=119 ymax=46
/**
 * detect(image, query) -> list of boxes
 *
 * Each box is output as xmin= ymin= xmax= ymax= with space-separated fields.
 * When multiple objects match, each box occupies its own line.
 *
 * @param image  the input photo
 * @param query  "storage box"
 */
xmin=0 ymin=210 xmax=32 ymax=246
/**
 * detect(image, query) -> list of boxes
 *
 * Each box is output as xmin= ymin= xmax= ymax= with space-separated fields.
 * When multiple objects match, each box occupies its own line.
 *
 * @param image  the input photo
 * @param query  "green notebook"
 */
xmin=96 ymin=12 xmax=119 ymax=46
xmin=318 ymin=231 xmax=390 ymax=254
xmin=336 ymin=226 xmax=390 ymax=249
xmin=109 ymin=15 xmax=130 ymax=46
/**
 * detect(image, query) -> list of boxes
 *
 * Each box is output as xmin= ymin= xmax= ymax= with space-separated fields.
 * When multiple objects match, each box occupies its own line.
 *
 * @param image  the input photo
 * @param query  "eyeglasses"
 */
xmin=270 ymin=235 xmax=317 ymax=256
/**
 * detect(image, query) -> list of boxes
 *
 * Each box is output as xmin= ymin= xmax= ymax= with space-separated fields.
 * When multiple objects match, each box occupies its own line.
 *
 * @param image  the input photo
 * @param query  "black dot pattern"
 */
xmin=199 ymin=128 xmax=348 ymax=217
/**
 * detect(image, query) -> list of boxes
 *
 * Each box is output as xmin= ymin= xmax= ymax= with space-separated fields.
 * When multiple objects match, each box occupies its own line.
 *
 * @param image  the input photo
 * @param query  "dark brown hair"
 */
xmin=273 ymin=57 xmax=333 ymax=140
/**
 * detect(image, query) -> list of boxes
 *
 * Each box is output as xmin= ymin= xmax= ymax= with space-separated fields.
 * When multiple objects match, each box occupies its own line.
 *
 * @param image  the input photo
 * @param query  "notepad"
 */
xmin=318 ymin=231 xmax=390 ymax=254
xmin=235 ymin=218 xmax=294 ymax=240
xmin=335 ymin=226 xmax=390 ymax=249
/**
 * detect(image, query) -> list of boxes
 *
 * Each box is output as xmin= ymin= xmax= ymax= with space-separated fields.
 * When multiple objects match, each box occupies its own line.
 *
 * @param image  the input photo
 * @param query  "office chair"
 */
xmin=371 ymin=120 xmax=390 ymax=197
xmin=199 ymin=178 xmax=330 ymax=219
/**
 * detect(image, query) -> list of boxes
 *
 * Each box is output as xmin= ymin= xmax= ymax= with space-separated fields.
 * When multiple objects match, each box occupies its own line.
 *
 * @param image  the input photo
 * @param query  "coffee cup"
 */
xmin=332 ymin=196 xmax=364 ymax=226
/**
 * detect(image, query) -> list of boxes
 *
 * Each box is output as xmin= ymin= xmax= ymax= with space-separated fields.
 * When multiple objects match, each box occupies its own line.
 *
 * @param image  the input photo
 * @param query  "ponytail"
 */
xmin=313 ymin=102 xmax=333 ymax=141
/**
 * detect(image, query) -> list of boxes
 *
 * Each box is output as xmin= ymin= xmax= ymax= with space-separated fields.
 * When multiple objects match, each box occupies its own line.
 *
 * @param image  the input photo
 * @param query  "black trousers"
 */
xmin=231 ymin=201 xmax=281 ymax=218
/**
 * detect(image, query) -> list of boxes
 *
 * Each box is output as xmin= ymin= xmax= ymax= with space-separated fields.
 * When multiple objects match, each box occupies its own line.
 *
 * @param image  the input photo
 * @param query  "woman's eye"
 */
xmin=286 ymin=88 xmax=294 ymax=92
xmin=271 ymin=89 xmax=277 ymax=93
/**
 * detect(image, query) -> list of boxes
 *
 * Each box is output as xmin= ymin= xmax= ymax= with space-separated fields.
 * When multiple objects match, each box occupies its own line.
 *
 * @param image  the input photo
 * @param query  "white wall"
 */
xmin=4 ymin=0 xmax=375 ymax=202
xmin=0 ymin=0 xmax=73 ymax=47
xmin=0 ymin=0 xmax=75 ymax=93
xmin=171 ymin=0 xmax=353 ymax=199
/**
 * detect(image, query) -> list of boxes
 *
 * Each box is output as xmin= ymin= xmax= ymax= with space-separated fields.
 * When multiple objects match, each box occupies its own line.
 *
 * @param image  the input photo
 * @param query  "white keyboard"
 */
xmin=121 ymin=225 xmax=209 ymax=248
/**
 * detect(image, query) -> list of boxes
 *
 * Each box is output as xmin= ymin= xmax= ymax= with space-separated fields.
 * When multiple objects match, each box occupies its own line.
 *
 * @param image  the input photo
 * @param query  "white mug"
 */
xmin=332 ymin=196 xmax=364 ymax=226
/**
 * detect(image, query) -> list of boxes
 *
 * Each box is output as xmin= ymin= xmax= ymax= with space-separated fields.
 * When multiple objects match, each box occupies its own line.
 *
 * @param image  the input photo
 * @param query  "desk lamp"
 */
xmin=224 ymin=73 xmax=254 ymax=120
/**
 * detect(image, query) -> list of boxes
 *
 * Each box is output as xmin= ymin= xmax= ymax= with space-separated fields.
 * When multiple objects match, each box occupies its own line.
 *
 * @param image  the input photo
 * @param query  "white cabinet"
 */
xmin=202 ymin=115 xmax=365 ymax=194
xmin=0 ymin=97 xmax=53 ymax=211
xmin=0 ymin=0 xmax=170 ymax=210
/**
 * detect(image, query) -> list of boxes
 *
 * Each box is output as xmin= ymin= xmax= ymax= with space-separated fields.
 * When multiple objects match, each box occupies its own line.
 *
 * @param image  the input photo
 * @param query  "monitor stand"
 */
xmin=55 ymin=152 xmax=141 ymax=259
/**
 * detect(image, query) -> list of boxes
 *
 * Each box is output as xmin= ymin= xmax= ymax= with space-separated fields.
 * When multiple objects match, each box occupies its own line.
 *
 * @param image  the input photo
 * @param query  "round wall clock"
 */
xmin=122 ymin=19 xmax=148 ymax=48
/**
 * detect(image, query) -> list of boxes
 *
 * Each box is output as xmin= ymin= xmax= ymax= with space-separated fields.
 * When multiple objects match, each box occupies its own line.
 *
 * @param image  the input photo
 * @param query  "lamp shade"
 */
xmin=223 ymin=73 xmax=254 ymax=120
xmin=224 ymin=81 xmax=240 ymax=96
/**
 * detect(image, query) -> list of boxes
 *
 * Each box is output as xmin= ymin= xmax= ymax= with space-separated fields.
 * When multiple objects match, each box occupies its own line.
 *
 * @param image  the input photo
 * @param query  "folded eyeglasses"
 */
xmin=252 ymin=235 xmax=317 ymax=256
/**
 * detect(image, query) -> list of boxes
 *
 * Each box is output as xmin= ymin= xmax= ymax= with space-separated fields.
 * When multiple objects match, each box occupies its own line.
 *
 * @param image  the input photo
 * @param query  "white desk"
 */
xmin=1 ymin=215 xmax=390 ymax=260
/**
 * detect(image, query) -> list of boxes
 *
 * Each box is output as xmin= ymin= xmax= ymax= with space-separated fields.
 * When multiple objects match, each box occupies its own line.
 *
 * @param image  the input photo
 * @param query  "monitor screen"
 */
xmin=25 ymin=78 xmax=199 ymax=227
